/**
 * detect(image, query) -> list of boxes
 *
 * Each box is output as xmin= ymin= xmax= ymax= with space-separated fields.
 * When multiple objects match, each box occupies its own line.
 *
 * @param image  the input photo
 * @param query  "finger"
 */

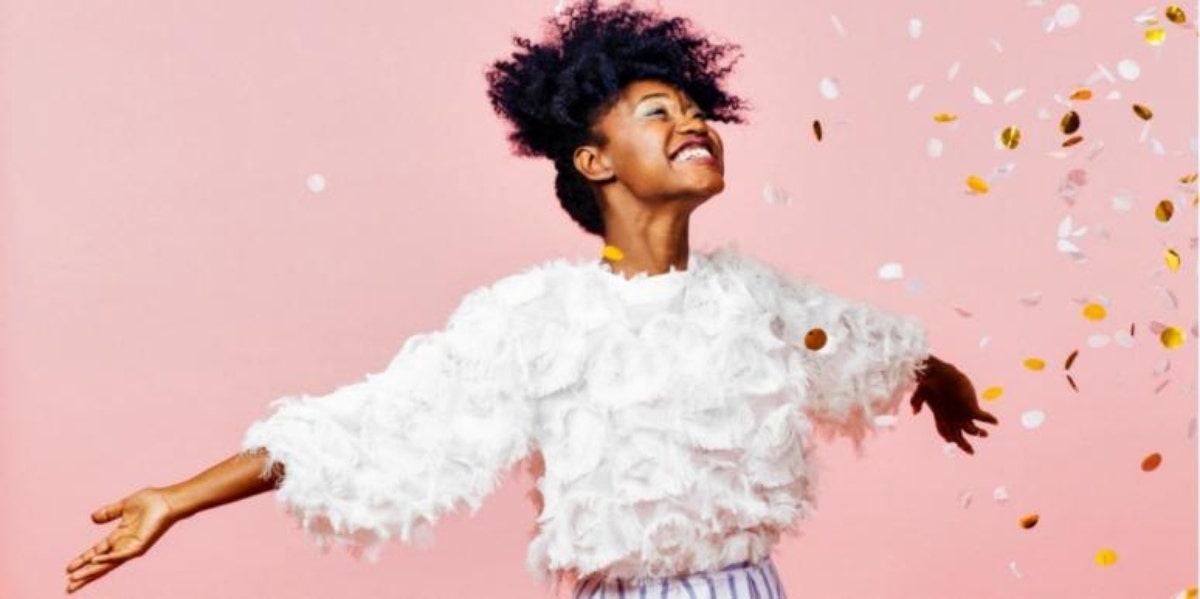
xmin=963 ymin=421 xmax=988 ymax=437
xmin=66 ymin=561 xmax=118 ymax=592
xmin=91 ymin=500 xmax=123 ymax=524
xmin=67 ymin=560 xmax=116 ymax=583
xmin=953 ymin=430 xmax=974 ymax=454
xmin=91 ymin=545 xmax=140 ymax=565
xmin=67 ymin=538 xmax=111 ymax=572
xmin=977 ymin=410 xmax=999 ymax=425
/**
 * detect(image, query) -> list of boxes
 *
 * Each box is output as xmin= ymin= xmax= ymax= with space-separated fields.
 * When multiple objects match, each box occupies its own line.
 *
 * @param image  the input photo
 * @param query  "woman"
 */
xmin=65 ymin=0 xmax=998 ymax=596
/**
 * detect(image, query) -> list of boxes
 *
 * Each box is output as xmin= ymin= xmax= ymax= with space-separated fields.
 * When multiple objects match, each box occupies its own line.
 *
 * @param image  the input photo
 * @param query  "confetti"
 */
xmin=878 ymin=263 xmax=904 ymax=280
xmin=1000 ymin=126 xmax=1021 ymax=149
xmin=1062 ymin=135 xmax=1084 ymax=147
xmin=907 ymin=83 xmax=925 ymax=101
xmin=1021 ymin=410 xmax=1046 ymax=429
xmin=812 ymin=120 xmax=823 ymax=141
xmin=1020 ymin=292 xmax=1043 ymax=307
xmin=933 ymin=112 xmax=958 ymax=123
xmin=601 ymin=245 xmax=624 ymax=261
xmin=1019 ymin=513 xmax=1040 ymax=528
xmin=1083 ymin=303 xmax=1107 ymax=320
xmin=957 ymin=490 xmax=974 ymax=508
xmin=1117 ymin=58 xmax=1141 ymax=80
xmin=873 ymin=414 xmax=898 ymax=428
xmin=909 ymin=17 xmax=923 ymax=39
xmin=1003 ymin=88 xmax=1026 ymax=103
xmin=830 ymin=14 xmax=847 ymax=37
xmin=1067 ymin=374 xmax=1078 ymax=391
xmin=1055 ymin=3 xmax=1082 ymax=27
xmin=1170 ymin=586 xmax=1198 ymax=599
xmin=981 ymin=386 xmax=1004 ymax=401
xmin=1166 ymin=249 xmax=1181 ymax=271
xmin=1161 ymin=326 xmax=1185 ymax=348
xmin=967 ymin=175 xmax=990 ymax=194
xmin=990 ymin=38 xmax=1004 ymax=52
xmin=1166 ymin=5 xmax=1188 ymax=24
xmin=993 ymin=486 xmax=1009 ymax=502
xmin=927 ymin=138 xmax=944 ymax=157
xmin=1133 ymin=103 xmax=1153 ymax=120
xmin=819 ymin=77 xmax=840 ymax=99
xmin=1094 ymin=548 xmax=1118 ymax=566
xmin=1145 ymin=27 xmax=1166 ymax=45
xmin=1069 ymin=88 xmax=1092 ymax=100
xmin=762 ymin=183 xmax=794 ymax=207
xmin=1009 ymin=561 xmax=1024 ymax=579
xmin=1060 ymin=110 xmax=1081 ymax=134
xmin=804 ymin=328 xmax=828 ymax=350
xmin=1087 ymin=334 xmax=1110 ymax=348
xmin=1024 ymin=358 xmax=1046 ymax=370
xmin=973 ymin=86 xmax=994 ymax=104
xmin=305 ymin=173 xmax=326 ymax=193
xmin=1156 ymin=199 xmax=1175 ymax=222
xmin=1065 ymin=349 xmax=1079 ymax=370
xmin=1141 ymin=452 xmax=1163 ymax=471
xmin=946 ymin=61 xmax=961 ymax=81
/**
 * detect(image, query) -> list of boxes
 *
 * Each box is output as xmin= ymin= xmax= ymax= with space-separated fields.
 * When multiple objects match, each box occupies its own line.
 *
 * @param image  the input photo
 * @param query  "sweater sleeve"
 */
xmin=238 ymin=281 xmax=536 ymax=562
xmin=774 ymin=274 xmax=931 ymax=438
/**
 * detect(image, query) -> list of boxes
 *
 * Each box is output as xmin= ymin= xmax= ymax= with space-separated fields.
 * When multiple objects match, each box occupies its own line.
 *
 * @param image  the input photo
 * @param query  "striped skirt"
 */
xmin=572 ymin=556 xmax=788 ymax=599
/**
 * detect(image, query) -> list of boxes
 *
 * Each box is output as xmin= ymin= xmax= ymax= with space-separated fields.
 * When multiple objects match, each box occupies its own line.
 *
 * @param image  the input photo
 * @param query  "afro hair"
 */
xmin=484 ymin=0 xmax=752 ymax=237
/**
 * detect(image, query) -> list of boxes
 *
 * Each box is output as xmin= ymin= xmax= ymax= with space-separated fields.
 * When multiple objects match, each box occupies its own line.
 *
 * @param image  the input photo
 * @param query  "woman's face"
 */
xmin=577 ymin=79 xmax=725 ymax=207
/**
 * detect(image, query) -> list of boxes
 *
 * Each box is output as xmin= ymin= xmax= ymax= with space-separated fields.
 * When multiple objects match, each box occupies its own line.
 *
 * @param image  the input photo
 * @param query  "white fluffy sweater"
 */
xmin=239 ymin=244 xmax=930 ymax=589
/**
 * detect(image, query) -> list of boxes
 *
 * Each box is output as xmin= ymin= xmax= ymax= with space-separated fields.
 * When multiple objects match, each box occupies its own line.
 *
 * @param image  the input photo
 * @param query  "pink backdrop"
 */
xmin=6 ymin=0 xmax=1196 ymax=597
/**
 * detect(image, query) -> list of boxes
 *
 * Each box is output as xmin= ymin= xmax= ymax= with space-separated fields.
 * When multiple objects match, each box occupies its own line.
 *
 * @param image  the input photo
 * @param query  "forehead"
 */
xmin=618 ymin=79 xmax=694 ymax=106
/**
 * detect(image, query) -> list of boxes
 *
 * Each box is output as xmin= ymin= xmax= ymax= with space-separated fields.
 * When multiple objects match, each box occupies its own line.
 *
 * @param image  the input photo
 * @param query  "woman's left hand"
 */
xmin=911 ymin=355 xmax=999 ymax=455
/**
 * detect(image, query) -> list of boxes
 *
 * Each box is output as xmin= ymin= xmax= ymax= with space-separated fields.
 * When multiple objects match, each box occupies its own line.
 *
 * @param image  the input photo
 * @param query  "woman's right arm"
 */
xmin=64 ymin=448 xmax=285 ymax=594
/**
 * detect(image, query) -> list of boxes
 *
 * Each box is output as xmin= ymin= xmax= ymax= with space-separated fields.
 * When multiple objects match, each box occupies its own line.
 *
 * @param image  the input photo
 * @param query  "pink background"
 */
xmin=5 ymin=0 xmax=1197 ymax=597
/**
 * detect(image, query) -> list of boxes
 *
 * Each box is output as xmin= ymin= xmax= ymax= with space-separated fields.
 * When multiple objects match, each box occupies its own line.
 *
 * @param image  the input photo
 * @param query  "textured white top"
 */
xmin=240 ymin=244 xmax=930 ymax=589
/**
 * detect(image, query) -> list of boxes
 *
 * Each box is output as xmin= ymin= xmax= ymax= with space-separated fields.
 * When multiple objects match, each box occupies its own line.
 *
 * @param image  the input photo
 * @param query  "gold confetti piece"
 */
xmin=1156 ymin=199 xmax=1175 ymax=222
xmin=1067 ymin=374 xmax=1078 ymax=392
xmin=1069 ymin=88 xmax=1093 ymax=100
xmin=981 ymin=386 xmax=1004 ymax=401
xmin=1180 ymin=172 xmax=1198 ymax=184
xmin=812 ymin=120 xmax=823 ymax=141
xmin=1145 ymin=27 xmax=1166 ymax=45
xmin=1166 ymin=5 xmax=1188 ymax=24
xmin=933 ymin=112 xmax=958 ymax=123
xmin=1141 ymin=452 xmax=1162 ymax=471
xmin=1094 ymin=548 xmax=1118 ymax=566
xmin=966 ymin=175 xmax=990 ymax=193
xmin=1060 ymin=110 xmax=1081 ymax=134
xmin=601 ymin=245 xmax=624 ymax=261
xmin=1019 ymin=513 xmax=1039 ymax=529
xmin=1000 ymin=126 xmax=1021 ymax=149
xmin=1161 ymin=326 xmax=1185 ymax=348
xmin=1133 ymin=103 xmax=1154 ymax=120
xmin=1023 ymin=358 xmax=1046 ymax=371
xmin=1065 ymin=349 xmax=1079 ymax=370
xmin=1183 ymin=586 xmax=1198 ymax=599
xmin=1083 ymin=303 xmax=1107 ymax=321
xmin=1062 ymin=135 xmax=1084 ymax=147
xmin=1166 ymin=248 xmax=1181 ymax=271
xmin=804 ymin=328 xmax=827 ymax=351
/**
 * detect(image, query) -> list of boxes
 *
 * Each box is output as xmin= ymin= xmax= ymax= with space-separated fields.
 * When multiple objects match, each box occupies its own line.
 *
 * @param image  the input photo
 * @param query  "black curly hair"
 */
xmin=484 ymin=0 xmax=752 ymax=238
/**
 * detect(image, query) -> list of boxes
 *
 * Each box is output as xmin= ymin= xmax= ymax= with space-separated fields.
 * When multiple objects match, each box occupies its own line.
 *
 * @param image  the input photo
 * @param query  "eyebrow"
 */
xmin=635 ymin=92 xmax=694 ymax=108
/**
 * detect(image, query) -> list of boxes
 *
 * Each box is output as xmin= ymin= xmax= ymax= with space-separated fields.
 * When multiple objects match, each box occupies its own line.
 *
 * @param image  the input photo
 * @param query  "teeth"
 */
xmin=673 ymin=146 xmax=712 ymax=161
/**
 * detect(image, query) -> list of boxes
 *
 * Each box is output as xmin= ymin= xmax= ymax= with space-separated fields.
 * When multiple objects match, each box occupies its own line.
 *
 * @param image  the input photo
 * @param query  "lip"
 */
xmin=669 ymin=137 xmax=716 ymax=160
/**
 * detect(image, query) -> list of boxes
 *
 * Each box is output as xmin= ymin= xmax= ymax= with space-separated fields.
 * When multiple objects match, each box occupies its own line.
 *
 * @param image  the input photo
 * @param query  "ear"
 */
xmin=573 ymin=144 xmax=613 ymax=183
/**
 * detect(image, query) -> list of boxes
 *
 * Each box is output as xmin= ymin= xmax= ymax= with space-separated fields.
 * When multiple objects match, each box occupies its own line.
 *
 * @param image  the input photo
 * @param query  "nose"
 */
xmin=676 ymin=111 xmax=709 ymax=135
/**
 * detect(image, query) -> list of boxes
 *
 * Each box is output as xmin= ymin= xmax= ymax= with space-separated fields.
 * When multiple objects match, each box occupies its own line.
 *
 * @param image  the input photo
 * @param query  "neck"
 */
xmin=600 ymin=211 xmax=691 ymax=279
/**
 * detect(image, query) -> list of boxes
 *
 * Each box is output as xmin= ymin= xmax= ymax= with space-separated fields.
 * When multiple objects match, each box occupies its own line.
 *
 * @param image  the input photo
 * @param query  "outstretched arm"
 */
xmin=911 ymin=354 xmax=1000 ymax=454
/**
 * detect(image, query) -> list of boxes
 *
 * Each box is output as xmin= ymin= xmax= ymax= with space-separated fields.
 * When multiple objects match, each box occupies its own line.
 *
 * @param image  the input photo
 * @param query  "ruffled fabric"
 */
xmin=238 ymin=243 xmax=930 ymax=590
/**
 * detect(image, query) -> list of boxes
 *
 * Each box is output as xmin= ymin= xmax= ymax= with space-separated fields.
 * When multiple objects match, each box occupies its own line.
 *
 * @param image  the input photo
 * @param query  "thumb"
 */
xmin=91 ymin=500 xmax=124 ymax=524
xmin=911 ymin=391 xmax=925 ymax=415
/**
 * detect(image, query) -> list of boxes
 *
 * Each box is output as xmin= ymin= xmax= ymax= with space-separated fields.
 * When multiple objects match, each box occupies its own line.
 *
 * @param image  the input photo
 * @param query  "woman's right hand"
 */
xmin=64 ymin=486 xmax=180 ymax=594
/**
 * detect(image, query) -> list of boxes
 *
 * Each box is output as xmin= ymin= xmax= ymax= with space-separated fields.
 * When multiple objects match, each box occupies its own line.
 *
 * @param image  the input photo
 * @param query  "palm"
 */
xmin=65 ymin=487 xmax=178 ymax=594
xmin=912 ymin=360 xmax=999 ymax=454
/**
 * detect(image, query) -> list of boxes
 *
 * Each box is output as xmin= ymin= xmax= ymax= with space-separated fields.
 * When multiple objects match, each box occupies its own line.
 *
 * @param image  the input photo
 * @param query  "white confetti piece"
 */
xmin=1117 ymin=59 xmax=1140 ymax=80
xmin=907 ymin=83 xmax=925 ymax=101
xmin=1057 ymin=238 xmax=1082 ymax=254
xmin=1042 ymin=15 xmax=1057 ymax=33
xmin=1087 ymin=334 xmax=1110 ymax=348
xmin=979 ymin=335 xmax=991 ymax=349
xmin=1085 ymin=141 xmax=1106 ymax=160
xmin=993 ymin=485 xmax=1009 ymax=502
xmin=873 ymin=414 xmax=898 ymax=428
xmin=904 ymin=277 xmax=926 ymax=295
xmin=1019 ymin=292 xmax=1043 ymax=306
xmin=1153 ymin=358 xmax=1171 ymax=376
xmin=1095 ymin=63 xmax=1116 ymax=83
xmin=1021 ymin=410 xmax=1046 ymax=429
xmin=972 ymin=86 xmax=994 ymax=105
xmin=1009 ymin=560 xmax=1024 ymax=579
xmin=1114 ymin=329 xmax=1134 ymax=348
xmin=990 ymin=38 xmax=1004 ymax=52
xmin=942 ymin=442 xmax=959 ymax=456
xmin=1111 ymin=191 xmax=1134 ymax=212
xmin=761 ymin=183 xmax=793 ymax=206
xmin=958 ymin=490 xmax=974 ymax=508
xmin=1056 ymin=215 xmax=1075 ymax=238
xmin=1055 ymin=3 xmax=1082 ymax=27
xmin=1105 ymin=89 xmax=1122 ymax=100
xmin=830 ymin=14 xmax=847 ymax=38
xmin=306 ymin=173 xmax=326 ymax=193
xmin=1036 ymin=107 xmax=1051 ymax=119
xmin=927 ymin=137 xmax=944 ymax=158
xmin=908 ymin=17 xmax=923 ymax=39
xmin=878 ymin=262 xmax=904 ymax=280
xmin=1153 ymin=285 xmax=1180 ymax=310
xmin=1003 ymin=88 xmax=1026 ymax=103
xmin=1150 ymin=138 xmax=1165 ymax=156
xmin=954 ymin=307 xmax=973 ymax=318
xmin=947 ymin=60 xmax=962 ymax=81
xmin=819 ymin=76 xmax=840 ymax=100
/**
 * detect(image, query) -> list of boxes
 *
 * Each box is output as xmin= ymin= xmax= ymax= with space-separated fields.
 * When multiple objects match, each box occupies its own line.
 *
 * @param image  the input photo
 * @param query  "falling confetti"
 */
xmin=812 ymin=120 xmax=823 ymax=141
xmin=1165 ymin=5 xmax=1187 ymax=24
xmin=1170 ymin=586 xmax=1198 ymax=599
xmin=1060 ymin=110 xmax=1081 ymax=134
xmin=908 ymin=17 xmax=923 ymax=39
xmin=1019 ymin=513 xmax=1040 ymax=529
xmin=830 ymin=14 xmax=847 ymax=37
xmin=305 ymin=173 xmax=326 ymax=193
xmin=1055 ymin=3 xmax=1082 ymax=27
xmin=973 ymin=86 xmax=994 ymax=104
xmin=993 ymin=486 xmax=1009 ymax=502
xmin=804 ymin=328 xmax=828 ymax=350
xmin=1145 ymin=27 xmax=1166 ymax=45
xmin=1004 ymin=88 xmax=1026 ymax=103
xmin=1009 ymin=561 xmax=1024 ymax=579
xmin=1083 ymin=303 xmax=1107 ymax=321
xmin=907 ymin=83 xmax=925 ymax=101
xmin=1024 ymin=358 xmax=1046 ymax=370
xmin=1117 ymin=58 xmax=1141 ymax=80
xmin=1062 ymin=135 xmax=1084 ymax=148
xmin=1133 ymin=103 xmax=1154 ymax=120
xmin=1141 ymin=452 xmax=1162 ymax=471
xmin=1000 ymin=126 xmax=1021 ymax=149
xmin=981 ymin=386 xmax=1004 ymax=401
xmin=933 ymin=112 xmax=958 ymax=123
xmin=1161 ymin=326 xmax=1185 ymax=348
xmin=1069 ymin=88 xmax=1092 ymax=100
xmin=1166 ymin=248 xmax=1181 ymax=271
xmin=957 ymin=490 xmax=974 ymax=508
xmin=1021 ymin=410 xmax=1046 ymax=429
xmin=1094 ymin=548 xmax=1118 ymax=566
xmin=1065 ymin=349 xmax=1079 ymax=370
xmin=946 ymin=61 xmax=962 ymax=81
xmin=1156 ymin=200 xmax=1175 ymax=222
xmin=601 ymin=245 xmax=624 ymax=261
xmin=967 ymin=175 xmax=990 ymax=194
xmin=1087 ymin=334 xmax=1110 ymax=348
xmin=927 ymin=138 xmax=944 ymax=157
xmin=819 ymin=77 xmax=840 ymax=100
xmin=762 ymin=183 xmax=793 ymax=207
xmin=878 ymin=263 xmax=904 ymax=280
xmin=873 ymin=414 xmax=898 ymax=428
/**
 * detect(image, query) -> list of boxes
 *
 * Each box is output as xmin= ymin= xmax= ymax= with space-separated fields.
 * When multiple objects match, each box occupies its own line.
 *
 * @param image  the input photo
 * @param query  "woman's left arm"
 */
xmin=911 ymin=354 xmax=1000 ymax=454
